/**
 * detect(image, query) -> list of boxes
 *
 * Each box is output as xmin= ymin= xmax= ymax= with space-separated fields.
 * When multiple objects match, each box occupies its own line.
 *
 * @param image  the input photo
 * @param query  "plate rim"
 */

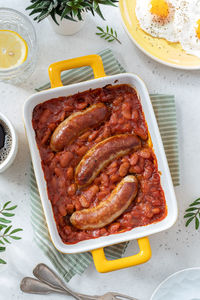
xmin=151 ymin=267 xmax=200 ymax=300
xmin=119 ymin=0 xmax=200 ymax=71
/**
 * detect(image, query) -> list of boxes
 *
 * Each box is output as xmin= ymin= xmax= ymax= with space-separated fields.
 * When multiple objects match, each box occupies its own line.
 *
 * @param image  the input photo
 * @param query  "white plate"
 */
xmin=151 ymin=268 xmax=200 ymax=300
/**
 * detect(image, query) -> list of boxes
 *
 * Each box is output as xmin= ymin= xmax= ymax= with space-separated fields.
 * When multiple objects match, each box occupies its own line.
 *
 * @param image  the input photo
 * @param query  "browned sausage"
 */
xmin=50 ymin=103 xmax=108 ymax=152
xmin=75 ymin=134 xmax=141 ymax=187
xmin=70 ymin=175 xmax=138 ymax=230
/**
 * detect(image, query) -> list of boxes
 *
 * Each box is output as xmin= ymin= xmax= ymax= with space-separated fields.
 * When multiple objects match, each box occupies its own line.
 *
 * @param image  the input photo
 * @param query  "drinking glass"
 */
xmin=0 ymin=8 xmax=37 ymax=84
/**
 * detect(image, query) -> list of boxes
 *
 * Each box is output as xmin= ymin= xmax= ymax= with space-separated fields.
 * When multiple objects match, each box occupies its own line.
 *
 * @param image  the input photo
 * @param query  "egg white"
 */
xmin=135 ymin=0 xmax=179 ymax=42
xmin=174 ymin=0 xmax=200 ymax=58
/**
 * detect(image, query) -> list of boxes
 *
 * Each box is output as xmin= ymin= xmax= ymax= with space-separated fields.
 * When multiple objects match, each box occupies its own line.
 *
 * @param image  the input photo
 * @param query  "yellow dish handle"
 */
xmin=91 ymin=237 xmax=151 ymax=273
xmin=48 ymin=55 xmax=106 ymax=88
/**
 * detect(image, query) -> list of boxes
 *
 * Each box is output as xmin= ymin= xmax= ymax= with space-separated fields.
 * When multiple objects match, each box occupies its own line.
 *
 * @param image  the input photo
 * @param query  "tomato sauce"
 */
xmin=32 ymin=84 xmax=167 ymax=244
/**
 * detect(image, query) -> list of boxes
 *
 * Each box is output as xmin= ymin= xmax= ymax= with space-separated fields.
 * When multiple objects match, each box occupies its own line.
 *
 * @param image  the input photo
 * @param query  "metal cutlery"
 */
xmin=20 ymin=263 xmax=138 ymax=300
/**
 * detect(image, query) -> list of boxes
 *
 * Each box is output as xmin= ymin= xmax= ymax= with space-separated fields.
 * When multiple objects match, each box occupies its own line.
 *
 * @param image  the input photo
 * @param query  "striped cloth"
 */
xmin=30 ymin=49 xmax=179 ymax=282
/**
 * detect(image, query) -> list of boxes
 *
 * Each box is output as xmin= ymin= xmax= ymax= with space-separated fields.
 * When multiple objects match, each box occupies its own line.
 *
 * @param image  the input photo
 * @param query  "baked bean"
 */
xmin=79 ymin=195 xmax=90 ymax=208
xmin=79 ymin=131 xmax=91 ymax=141
xmin=68 ymin=184 xmax=77 ymax=196
xmin=94 ymin=177 xmax=101 ymax=185
xmin=76 ymin=102 xmax=88 ymax=110
xmin=152 ymin=208 xmax=161 ymax=215
xmin=60 ymin=151 xmax=73 ymax=168
xmin=108 ymin=222 xmax=120 ymax=233
xmin=143 ymin=166 xmax=153 ymax=179
xmin=97 ymin=191 xmax=108 ymax=201
xmin=64 ymin=225 xmax=72 ymax=235
xmin=119 ymin=162 xmax=130 ymax=177
xmin=106 ymin=167 xmax=118 ymax=176
xmin=58 ymin=177 xmax=66 ymax=189
xmin=132 ymin=110 xmax=139 ymax=121
xmin=40 ymin=109 xmax=51 ymax=124
xmin=55 ymin=167 xmax=62 ymax=177
xmin=48 ymin=123 xmax=57 ymax=131
xmin=41 ymin=128 xmax=51 ymax=144
xmin=152 ymin=191 xmax=161 ymax=198
xmin=109 ymin=161 xmax=118 ymax=168
xmin=103 ymin=126 xmax=111 ymax=139
xmin=66 ymin=167 xmax=73 ymax=180
xmin=113 ymin=96 xmax=123 ymax=106
xmin=100 ymin=228 xmax=107 ymax=235
xmin=66 ymin=204 xmax=74 ymax=214
xmin=130 ymin=153 xmax=139 ymax=166
xmin=75 ymin=200 xmax=81 ymax=211
xmin=118 ymin=118 xmax=124 ymax=124
xmin=76 ymin=145 xmax=88 ymax=156
xmin=129 ymin=165 xmax=142 ymax=174
xmin=58 ymin=204 xmax=66 ymax=217
xmin=140 ymin=180 xmax=150 ymax=193
xmin=122 ymin=102 xmax=132 ymax=119
xmin=110 ymin=173 xmax=120 ymax=183
xmin=84 ymin=185 xmax=99 ymax=202
xmin=51 ymin=176 xmax=57 ymax=190
xmin=101 ymin=174 xmax=109 ymax=187
xmin=139 ymin=148 xmax=151 ymax=159
xmin=110 ymin=113 xmax=118 ymax=125
xmin=122 ymin=123 xmax=132 ymax=132
xmin=59 ymin=111 xmax=66 ymax=122
xmin=88 ymin=130 xmax=99 ymax=142
xmin=134 ymin=127 xmax=147 ymax=140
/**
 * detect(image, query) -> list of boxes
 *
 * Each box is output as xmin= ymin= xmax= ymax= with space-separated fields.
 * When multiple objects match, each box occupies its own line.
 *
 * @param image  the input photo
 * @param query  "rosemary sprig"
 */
xmin=96 ymin=25 xmax=121 ymax=44
xmin=0 ymin=201 xmax=23 ymax=264
xmin=184 ymin=198 xmax=200 ymax=229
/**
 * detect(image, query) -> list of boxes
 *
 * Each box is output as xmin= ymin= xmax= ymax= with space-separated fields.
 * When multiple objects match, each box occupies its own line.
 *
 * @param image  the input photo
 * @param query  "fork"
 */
xmin=20 ymin=263 xmax=138 ymax=300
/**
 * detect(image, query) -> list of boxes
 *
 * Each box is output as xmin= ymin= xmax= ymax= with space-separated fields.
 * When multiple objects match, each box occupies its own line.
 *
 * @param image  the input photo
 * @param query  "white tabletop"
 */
xmin=1 ymin=0 xmax=200 ymax=299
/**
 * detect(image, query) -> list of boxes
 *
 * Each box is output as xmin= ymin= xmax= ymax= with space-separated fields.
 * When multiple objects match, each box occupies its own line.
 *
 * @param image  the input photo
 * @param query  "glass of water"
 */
xmin=0 ymin=8 xmax=37 ymax=84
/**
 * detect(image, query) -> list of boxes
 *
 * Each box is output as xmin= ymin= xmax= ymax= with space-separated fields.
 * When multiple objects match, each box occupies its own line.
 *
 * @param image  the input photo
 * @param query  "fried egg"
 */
xmin=135 ymin=0 xmax=179 ymax=42
xmin=174 ymin=0 xmax=200 ymax=58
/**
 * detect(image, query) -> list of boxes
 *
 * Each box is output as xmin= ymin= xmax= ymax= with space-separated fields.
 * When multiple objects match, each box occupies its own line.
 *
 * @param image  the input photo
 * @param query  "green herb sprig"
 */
xmin=0 ymin=201 xmax=23 ymax=264
xmin=26 ymin=0 xmax=118 ymax=25
xmin=184 ymin=198 xmax=200 ymax=230
xmin=96 ymin=25 xmax=121 ymax=44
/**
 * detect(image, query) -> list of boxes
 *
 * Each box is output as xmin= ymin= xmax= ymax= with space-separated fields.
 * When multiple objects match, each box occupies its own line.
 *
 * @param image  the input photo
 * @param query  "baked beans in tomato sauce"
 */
xmin=32 ymin=84 xmax=167 ymax=244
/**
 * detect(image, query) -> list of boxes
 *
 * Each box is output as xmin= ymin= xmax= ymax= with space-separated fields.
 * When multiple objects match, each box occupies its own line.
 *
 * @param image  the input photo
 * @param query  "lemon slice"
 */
xmin=0 ymin=30 xmax=28 ymax=69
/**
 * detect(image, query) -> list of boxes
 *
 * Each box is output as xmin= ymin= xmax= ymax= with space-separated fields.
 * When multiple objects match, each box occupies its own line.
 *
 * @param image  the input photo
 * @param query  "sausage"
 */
xmin=75 ymin=134 xmax=141 ymax=187
xmin=50 ymin=103 xmax=108 ymax=152
xmin=70 ymin=175 xmax=138 ymax=230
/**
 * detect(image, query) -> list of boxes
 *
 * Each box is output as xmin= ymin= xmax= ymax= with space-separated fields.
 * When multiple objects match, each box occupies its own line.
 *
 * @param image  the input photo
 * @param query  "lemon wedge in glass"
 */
xmin=0 ymin=30 xmax=28 ymax=69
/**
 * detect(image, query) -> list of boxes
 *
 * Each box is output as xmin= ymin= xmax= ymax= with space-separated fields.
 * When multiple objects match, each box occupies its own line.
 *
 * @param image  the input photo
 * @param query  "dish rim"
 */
xmin=151 ymin=267 xmax=200 ymax=300
xmin=23 ymin=72 xmax=178 ymax=254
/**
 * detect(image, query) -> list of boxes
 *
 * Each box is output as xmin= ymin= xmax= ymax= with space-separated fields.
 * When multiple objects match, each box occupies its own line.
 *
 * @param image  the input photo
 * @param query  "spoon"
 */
xmin=20 ymin=277 xmax=68 ymax=295
xmin=33 ymin=263 xmax=92 ymax=299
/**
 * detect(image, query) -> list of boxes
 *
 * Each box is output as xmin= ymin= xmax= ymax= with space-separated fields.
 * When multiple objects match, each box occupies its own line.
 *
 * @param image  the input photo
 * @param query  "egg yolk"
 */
xmin=150 ymin=0 xmax=169 ymax=18
xmin=196 ymin=20 xmax=200 ymax=39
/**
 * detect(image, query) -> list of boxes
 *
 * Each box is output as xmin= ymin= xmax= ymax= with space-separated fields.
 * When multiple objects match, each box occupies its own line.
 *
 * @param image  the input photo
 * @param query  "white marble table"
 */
xmin=1 ymin=0 xmax=200 ymax=299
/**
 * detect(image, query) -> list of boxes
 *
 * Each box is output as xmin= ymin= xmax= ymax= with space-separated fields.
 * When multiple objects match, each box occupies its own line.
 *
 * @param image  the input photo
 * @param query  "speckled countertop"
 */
xmin=0 ymin=0 xmax=200 ymax=299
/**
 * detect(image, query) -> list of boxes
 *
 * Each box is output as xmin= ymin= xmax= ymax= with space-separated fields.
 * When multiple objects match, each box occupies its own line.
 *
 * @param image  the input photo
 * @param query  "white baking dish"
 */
xmin=23 ymin=55 xmax=178 ymax=273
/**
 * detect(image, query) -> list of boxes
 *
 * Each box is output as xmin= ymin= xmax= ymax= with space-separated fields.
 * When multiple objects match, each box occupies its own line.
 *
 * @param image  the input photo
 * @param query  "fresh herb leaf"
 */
xmin=26 ymin=0 xmax=118 ymax=24
xmin=0 ymin=258 xmax=6 ymax=264
xmin=184 ymin=198 xmax=200 ymax=229
xmin=96 ymin=25 xmax=121 ymax=44
xmin=0 ymin=201 xmax=23 ymax=264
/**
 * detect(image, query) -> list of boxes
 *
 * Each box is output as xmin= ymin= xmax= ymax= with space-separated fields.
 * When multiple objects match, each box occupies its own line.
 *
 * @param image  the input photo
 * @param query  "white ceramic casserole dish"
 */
xmin=23 ymin=55 xmax=178 ymax=273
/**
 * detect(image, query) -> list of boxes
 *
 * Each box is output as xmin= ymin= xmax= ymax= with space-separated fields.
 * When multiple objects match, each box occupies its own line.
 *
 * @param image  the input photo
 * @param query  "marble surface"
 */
xmin=0 ymin=0 xmax=200 ymax=299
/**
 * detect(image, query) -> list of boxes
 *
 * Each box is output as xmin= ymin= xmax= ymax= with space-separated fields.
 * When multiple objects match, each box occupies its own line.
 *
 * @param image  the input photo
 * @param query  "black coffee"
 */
xmin=0 ymin=120 xmax=12 ymax=163
xmin=0 ymin=124 xmax=5 ymax=149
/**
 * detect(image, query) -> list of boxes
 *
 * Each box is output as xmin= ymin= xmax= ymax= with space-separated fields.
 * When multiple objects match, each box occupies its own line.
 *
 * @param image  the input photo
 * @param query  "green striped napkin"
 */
xmin=30 ymin=49 xmax=179 ymax=282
